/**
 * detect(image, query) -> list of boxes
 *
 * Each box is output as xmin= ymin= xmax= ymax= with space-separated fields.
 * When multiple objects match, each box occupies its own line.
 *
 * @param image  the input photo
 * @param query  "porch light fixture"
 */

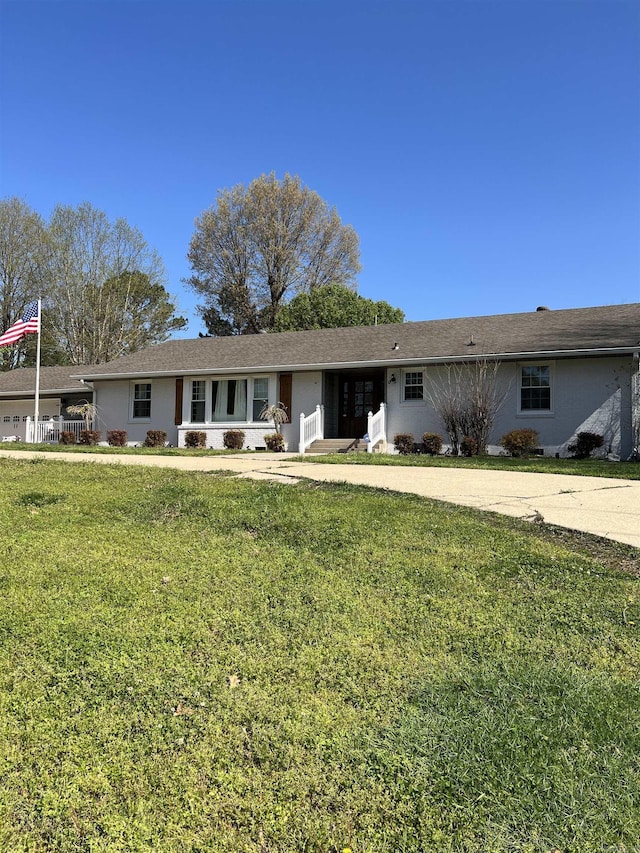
xmin=392 ymin=342 xmax=399 ymax=350
xmin=389 ymin=373 xmax=397 ymax=384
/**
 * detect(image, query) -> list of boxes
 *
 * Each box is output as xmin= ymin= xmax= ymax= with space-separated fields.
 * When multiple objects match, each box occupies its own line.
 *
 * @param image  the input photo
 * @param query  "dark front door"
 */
xmin=339 ymin=374 xmax=384 ymax=438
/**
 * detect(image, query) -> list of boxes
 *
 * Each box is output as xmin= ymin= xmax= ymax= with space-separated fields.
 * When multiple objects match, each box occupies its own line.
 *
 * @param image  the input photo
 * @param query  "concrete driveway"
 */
xmin=1 ymin=449 xmax=639 ymax=549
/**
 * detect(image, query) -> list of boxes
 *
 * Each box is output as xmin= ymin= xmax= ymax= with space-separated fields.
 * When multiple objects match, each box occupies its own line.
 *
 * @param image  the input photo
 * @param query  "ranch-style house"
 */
xmin=1 ymin=303 xmax=639 ymax=459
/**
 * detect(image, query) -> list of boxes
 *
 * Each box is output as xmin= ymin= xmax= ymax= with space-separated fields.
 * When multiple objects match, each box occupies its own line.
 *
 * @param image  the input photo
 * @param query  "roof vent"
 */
xmin=536 ymin=306 xmax=550 ymax=312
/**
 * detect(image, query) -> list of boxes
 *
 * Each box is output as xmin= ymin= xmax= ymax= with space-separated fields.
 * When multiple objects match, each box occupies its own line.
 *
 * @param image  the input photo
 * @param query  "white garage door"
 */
xmin=0 ymin=399 xmax=61 ymax=441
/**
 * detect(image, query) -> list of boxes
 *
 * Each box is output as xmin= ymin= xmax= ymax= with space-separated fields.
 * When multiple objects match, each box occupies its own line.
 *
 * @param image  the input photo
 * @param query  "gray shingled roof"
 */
xmin=73 ymin=303 xmax=640 ymax=380
xmin=0 ymin=366 xmax=89 ymax=397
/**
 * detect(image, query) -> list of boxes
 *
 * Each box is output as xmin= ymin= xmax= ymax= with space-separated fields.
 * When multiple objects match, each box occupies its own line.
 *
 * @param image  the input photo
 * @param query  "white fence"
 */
xmin=366 ymin=403 xmax=386 ymax=453
xmin=299 ymin=405 xmax=324 ymax=453
xmin=25 ymin=416 xmax=93 ymax=444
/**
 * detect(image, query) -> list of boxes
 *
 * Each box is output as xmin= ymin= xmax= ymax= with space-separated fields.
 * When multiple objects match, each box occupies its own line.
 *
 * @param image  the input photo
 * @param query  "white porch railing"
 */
xmin=299 ymin=404 xmax=324 ymax=453
xmin=26 ymin=416 xmax=93 ymax=444
xmin=366 ymin=402 xmax=386 ymax=453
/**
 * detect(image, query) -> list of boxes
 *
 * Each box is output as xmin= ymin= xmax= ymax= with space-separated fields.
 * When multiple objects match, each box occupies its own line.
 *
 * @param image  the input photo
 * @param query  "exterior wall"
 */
xmin=90 ymin=355 xmax=637 ymax=458
xmin=283 ymin=370 xmax=323 ymax=450
xmin=383 ymin=356 xmax=636 ymax=459
xmin=95 ymin=377 xmax=178 ymax=445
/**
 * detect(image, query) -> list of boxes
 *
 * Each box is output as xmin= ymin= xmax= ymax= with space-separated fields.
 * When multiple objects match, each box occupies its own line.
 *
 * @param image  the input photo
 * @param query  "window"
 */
xmin=520 ymin=365 xmax=551 ymax=412
xmin=132 ymin=382 xmax=152 ymax=419
xmin=186 ymin=376 xmax=273 ymax=424
xmin=191 ymin=380 xmax=206 ymax=422
xmin=403 ymin=371 xmax=424 ymax=401
xmin=211 ymin=379 xmax=247 ymax=422
xmin=252 ymin=377 xmax=269 ymax=421
xmin=3 ymin=416 xmax=9 ymax=423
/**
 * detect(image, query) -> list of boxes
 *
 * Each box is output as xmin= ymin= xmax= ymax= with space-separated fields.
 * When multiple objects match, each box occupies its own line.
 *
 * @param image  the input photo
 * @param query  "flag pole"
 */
xmin=33 ymin=297 xmax=42 ymax=444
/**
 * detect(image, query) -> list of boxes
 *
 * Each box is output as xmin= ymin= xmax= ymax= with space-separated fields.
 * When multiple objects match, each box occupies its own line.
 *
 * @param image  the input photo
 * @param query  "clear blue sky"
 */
xmin=1 ymin=0 xmax=638 ymax=335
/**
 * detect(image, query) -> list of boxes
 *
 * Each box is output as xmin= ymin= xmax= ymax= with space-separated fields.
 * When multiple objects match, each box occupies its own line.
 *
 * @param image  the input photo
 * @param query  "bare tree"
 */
xmin=46 ymin=203 xmax=185 ymax=364
xmin=426 ymin=359 xmax=509 ymax=455
xmin=0 ymin=198 xmax=48 ymax=370
xmin=187 ymin=173 xmax=361 ymax=335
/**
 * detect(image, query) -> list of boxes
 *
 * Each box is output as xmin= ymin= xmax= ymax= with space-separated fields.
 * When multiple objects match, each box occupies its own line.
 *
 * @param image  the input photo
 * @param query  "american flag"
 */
xmin=0 ymin=301 xmax=40 ymax=347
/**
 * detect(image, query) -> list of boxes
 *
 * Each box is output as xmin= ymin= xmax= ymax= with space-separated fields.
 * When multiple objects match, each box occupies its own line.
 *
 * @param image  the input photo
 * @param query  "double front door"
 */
xmin=338 ymin=373 xmax=384 ymax=438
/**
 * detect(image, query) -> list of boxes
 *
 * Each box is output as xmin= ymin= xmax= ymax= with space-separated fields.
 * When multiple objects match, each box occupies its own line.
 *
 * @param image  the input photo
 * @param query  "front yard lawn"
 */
xmin=302 ymin=451 xmax=640 ymax=480
xmin=0 ymin=458 xmax=638 ymax=851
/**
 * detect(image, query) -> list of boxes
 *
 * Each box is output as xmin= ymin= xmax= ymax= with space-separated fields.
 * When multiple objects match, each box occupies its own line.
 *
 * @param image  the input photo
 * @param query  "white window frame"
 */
xmin=402 ymin=369 xmax=425 ymax=403
xmin=190 ymin=379 xmax=207 ymax=423
xmin=517 ymin=361 xmax=554 ymax=416
xmin=185 ymin=375 xmax=275 ymax=425
xmin=130 ymin=381 xmax=152 ymax=422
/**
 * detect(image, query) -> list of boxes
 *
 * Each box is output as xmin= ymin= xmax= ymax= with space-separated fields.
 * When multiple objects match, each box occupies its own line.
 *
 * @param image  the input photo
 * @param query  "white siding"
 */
xmin=384 ymin=357 xmax=636 ymax=459
xmin=96 ymin=378 xmax=178 ymax=445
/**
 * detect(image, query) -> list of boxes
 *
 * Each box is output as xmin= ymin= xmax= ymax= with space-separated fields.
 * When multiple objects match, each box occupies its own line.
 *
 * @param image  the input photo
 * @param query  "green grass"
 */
xmin=0 ymin=458 xmax=638 ymax=851
xmin=0 ymin=441 xmax=249 ymax=457
xmin=4 ymin=440 xmax=640 ymax=479
xmin=300 ymin=451 xmax=640 ymax=480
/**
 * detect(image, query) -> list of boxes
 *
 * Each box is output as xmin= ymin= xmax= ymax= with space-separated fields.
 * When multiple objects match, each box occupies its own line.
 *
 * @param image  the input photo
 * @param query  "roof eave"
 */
xmin=70 ymin=345 xmax=637 ymax=381
xmin=0 ymin=386 xmax=86 ymax=398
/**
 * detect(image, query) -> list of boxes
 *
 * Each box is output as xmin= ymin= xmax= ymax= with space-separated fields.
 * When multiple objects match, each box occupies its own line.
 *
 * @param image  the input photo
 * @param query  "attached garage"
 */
xmin=0 ymin=367 xmax=94 ymax=442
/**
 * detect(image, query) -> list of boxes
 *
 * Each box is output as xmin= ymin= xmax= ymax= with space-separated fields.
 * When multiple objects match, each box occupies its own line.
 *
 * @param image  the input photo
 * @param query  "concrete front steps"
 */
xmin=305 ymin=438 xmax=367 ymax=454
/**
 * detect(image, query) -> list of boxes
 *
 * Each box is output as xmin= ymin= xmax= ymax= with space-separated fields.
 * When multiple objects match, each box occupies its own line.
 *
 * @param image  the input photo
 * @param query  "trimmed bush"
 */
xmin=106 ymin=430 xmax=128 ymax=447
xmin=500 ymin=428 xmax=539 ymax=457
xmin=460 ymin=435 xmax=479 ymax=457
xmin=143 ymin=430 xmax=167 ymax=448
xmin=223 ymin=429 xmax=245 ymax=450
xmin=79 ymin=430 xmax=101 ymax=446
xmin=264 ymin=433 xmax=285 ymax=452
xmin=393 ymin=433 xmax=415 ymax=455
xmin=59 ymin=431 xmax=76 ymax=445
xmin=185 ymin=431 xmax=207 ymax=449
xmin=568 ymin=431 xmax=605 ymax=459
xmin=422 ymin=433 xmax=443 ymax=456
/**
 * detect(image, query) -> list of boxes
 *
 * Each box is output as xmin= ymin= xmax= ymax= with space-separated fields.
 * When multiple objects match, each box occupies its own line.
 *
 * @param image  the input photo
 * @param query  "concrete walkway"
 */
xmin=1 ymin=449 xmax=639 ymax=549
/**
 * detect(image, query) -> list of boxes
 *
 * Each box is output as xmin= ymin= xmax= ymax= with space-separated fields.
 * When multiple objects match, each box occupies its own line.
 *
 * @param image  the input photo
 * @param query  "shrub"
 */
xmin=59 ymin=431 xmax=76 ymax=445
xmin=223 ymin=429 xmax=245 ymax=450
xmin=393 ymin=433 xmax=415 ymax=455
xmin=185 ymin=430 xmax=207 ymax=449
xmin=79 ymin=430 xmax=101 ymax=446
xmin=264 ymin=433 xmax=286 ymax=452
xmin=568 ymin=431 xmax=605 ymax=459
xmin=460 ymin=435 xmax=479 ymax=457
xmin=106 ymin=430 xmax=128 ymax=447
xmin=143 ymin=430 xmax=167 ymax=448
xmin=422 ymin=433 xmax=443 ymax=455
xmin=500 ymin=428 xmax=539 ymax=457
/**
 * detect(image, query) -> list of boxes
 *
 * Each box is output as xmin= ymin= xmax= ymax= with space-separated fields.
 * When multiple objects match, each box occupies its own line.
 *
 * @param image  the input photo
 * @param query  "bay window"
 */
xmin=188 ymin=376 xmax=272 ymax=424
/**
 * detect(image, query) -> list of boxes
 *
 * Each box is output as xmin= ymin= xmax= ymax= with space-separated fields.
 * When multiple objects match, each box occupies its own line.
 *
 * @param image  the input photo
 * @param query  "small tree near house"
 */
xmin=65 ymin=400 xmax=97 ymax=430
xmin=259 ymin=402 xmax=289 ymax=434
xmin=425 ymin=359 xmax=508 ymax=455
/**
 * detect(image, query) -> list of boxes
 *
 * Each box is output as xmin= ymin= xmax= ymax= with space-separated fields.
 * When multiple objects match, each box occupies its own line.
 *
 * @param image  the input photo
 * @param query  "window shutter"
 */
xmin=175 ymin=377 xmax=184 ymax=425
xmin=279 ymin=373 xmax=292 ymax=417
